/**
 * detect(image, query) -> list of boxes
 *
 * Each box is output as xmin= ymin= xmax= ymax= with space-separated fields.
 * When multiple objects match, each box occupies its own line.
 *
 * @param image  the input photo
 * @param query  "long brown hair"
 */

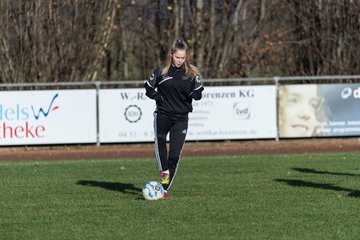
xmin=161 ymin=39 xmax=200 ymax=78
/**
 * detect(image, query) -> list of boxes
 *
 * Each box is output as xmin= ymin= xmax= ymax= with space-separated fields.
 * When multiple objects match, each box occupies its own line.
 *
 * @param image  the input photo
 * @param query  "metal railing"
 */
xmin=1 ymin=75 xmax=360 ymax=89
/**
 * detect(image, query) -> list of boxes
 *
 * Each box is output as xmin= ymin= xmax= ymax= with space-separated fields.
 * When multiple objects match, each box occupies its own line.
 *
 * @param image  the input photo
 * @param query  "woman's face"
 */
xmin=171 ymin=49 xmax=186 ymax=68
xmin=279 ymin=85 xmax=320 ymax=137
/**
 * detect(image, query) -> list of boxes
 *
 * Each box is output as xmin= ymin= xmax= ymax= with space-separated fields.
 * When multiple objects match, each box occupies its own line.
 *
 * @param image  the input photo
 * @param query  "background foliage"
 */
xmin=1 ymin=0 xmax=359 ymax=83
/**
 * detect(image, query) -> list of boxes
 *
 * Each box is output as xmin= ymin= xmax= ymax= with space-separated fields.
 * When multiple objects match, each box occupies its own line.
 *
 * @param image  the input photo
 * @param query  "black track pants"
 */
xmin=153 ymin=112 xmax=188 ymax=189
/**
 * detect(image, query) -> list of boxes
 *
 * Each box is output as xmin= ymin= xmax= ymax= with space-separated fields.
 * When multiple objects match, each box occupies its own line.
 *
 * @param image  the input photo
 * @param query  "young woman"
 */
xmin=278 ymin=84 xmax=327 ymax=137
xmin=144 ymin=39 xmax=204 ymax=199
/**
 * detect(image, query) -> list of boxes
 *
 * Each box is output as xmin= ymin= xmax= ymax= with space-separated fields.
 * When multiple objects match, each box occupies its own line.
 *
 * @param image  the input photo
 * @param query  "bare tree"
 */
xmin=274 ymin=0 xmax=360 ymax=76
xmin=2 ymin=0 xmax=360 ymax=83
xmin=0 ymin=0 xmax=117 ymax=83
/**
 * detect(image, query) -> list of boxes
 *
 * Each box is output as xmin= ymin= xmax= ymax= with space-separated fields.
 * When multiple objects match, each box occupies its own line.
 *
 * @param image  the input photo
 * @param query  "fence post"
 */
xmin=273 ymin=76 xmax=280 ymax=141
xmin=95 ymin=81 xmax=101 ymax=146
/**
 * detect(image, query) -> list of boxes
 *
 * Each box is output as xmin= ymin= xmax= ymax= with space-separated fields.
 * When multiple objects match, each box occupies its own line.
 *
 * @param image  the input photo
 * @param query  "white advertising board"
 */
xmin=99 ymin=88 xmax=155 ymax=142
xmin=0 ymin=90 xmax=97 ymax=145
xmin=187 ymin=86 xmax=277 ymax=140
xmin=99 ymin=86 xmax=277 ymax=143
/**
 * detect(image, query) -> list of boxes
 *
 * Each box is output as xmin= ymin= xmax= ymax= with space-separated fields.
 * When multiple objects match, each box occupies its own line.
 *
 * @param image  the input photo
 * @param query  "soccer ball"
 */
xmin=142 ymin=181 xmax=164 ymax=200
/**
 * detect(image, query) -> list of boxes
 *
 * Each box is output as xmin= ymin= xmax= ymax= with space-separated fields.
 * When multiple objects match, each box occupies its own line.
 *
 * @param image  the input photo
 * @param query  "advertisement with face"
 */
xmin=278 ymin=84 xmax=360 ymax=138
xmin=278 ymin=84 xmax=324 ymax=138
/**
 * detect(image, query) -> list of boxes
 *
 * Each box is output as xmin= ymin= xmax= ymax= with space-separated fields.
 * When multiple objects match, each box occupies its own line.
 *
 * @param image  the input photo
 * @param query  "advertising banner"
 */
xmin=187 ymin=86 xmax=277 ymax=140
xmin=0 ymin=90 xmax=97 ymax=145
xmin=317 ymin=84 xmax=360 ymax=137
xmin=278 ymin=84 xmax=360 ymax=138
xmin=99 ymin=86 xmax=277 ymax=143
xmin=99 ymin=88 xmax=155 ymax=142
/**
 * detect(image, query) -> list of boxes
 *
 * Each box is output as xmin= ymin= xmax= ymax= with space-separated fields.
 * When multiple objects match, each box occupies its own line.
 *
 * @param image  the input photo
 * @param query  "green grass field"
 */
xmin=1 ymin=152 xmax=360 ymax=240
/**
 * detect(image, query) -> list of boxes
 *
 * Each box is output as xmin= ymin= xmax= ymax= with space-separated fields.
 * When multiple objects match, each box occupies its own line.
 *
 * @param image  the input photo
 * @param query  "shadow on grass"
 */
xmin=77 ymin=180 xmax=142 ymax=196
xmin=275 ymin=179 xmax=360 ymax=198
xmin=292 ymin=167 xmax=360 ymax=177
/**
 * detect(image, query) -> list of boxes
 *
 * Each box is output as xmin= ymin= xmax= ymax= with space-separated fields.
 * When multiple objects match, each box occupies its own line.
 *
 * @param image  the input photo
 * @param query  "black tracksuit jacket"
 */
xmin=144 ymin=64 xmax=204 ymax=117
